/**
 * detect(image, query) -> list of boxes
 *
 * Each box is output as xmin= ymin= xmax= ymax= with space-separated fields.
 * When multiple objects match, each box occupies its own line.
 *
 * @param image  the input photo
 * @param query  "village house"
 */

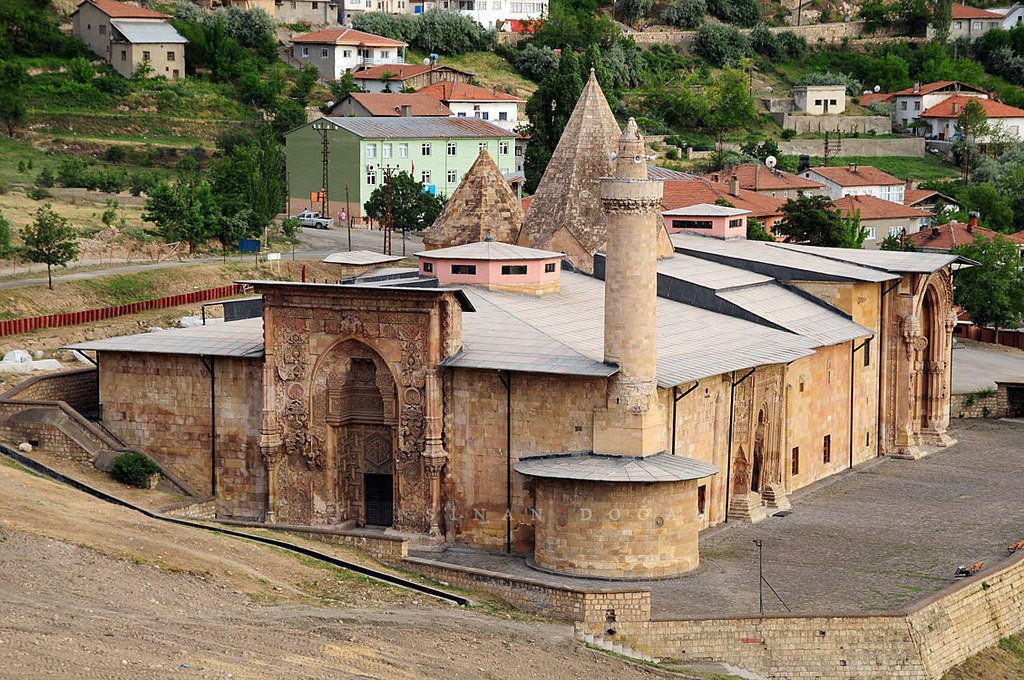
xmin=291 ymin=28 xmax=406 ymax=82
xmin=904 ymin=187 xmax=961 ymax=214
xmin=276 ymin=0 xmax=340 ymax=26
xmin=447 ymin=0 xmax=549 ymax=29
xmin=416 ymin=82 xmax=525 ymax=132
xmin=352 ymin=63 xmax=473 ymax=93
xmin=793 ymin=84 xmax=846 ymax=115
xmin=711 ymin=164 xmax=824 ymax=199
xmin=909 ymin=217 xmax=1024 ymax=254
xmin=891 ymin=81 xmax=989 ymax=132
xmin=993 ymin=3 xmax=1024 ymax=29
xmin=283 ymin=116 xmax=516 ymax=221
xmin=920 ymin=96 xmax=1024 ymax=141
xmin=328 ymin=92 xmax=452 ymax=117
xmin=801 ymin=164 xmax=906 ymax=203
xmin=71 ymin=0 xmax=187 ymax=79
xmin=832 ymin=194 xmax=933 ymax=247
xmin=937 ymin=3 xmax=1005 ymax=39
xmin=62 ymin=72 xmax=961 ymax=581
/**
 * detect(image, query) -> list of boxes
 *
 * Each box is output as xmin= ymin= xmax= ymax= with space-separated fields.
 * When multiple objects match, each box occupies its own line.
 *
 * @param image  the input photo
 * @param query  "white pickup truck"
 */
xmin=292 ymin=210 xmax=333 ymax=229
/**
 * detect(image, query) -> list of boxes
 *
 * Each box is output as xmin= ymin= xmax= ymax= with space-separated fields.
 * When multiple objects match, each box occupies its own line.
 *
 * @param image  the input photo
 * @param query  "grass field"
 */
xmin=825 ymin=155 xmax=960 ymax=181
xmin=406 ymin=49 xmax=538 ymax=99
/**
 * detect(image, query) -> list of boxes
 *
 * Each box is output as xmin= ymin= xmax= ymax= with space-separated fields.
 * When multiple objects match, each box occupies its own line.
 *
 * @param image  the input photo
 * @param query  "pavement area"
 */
xmin=419 ymin=420 xmax=1024 ymax=619
xmin=952 ymin=340 xmax=1024 ymax=393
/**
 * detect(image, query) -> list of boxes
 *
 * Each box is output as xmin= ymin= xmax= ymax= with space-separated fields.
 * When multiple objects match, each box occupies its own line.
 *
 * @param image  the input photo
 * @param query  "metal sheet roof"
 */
xmin=672 ymin=233 xmax=898 ymax=283
xmin=314 ymin=116 xmax=513 ymax=140
xmin=654 ymin=253 xmax=773 ymax=291
xmin=718 ymin=284 xmax=871 ymax=346
xmin=66 ymin=318 xmax=264 ymax=358
xmin=515 ymin=452 xmax=719 ymax=482
xmin=770 ymin=243 xmax=966 ymax=274
xmin=417 ymin=241 xmax=562 ymax=261
xmin=322 ymin=250 xmax=404 ymax=265
xmin=110 ymin=19 xmax=187 ymax=43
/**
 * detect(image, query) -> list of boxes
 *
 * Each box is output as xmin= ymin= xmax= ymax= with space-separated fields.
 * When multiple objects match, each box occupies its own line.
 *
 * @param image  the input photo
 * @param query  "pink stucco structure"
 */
xmin=662 ymin=203 xmax=750 ymax=240
xmin=416 ymin=241 xmax=563 ymax=293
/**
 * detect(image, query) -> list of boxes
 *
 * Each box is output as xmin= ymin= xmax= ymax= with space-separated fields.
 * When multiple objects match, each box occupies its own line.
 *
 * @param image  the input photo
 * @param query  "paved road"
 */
xmin=951 ymin=341 xmax=1024 ymax=392
xmin=0 ymin=226 xmax=425 ymax=291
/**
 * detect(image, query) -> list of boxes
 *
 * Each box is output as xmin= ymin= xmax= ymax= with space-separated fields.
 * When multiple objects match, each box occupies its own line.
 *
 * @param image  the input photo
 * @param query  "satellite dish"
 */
xmin=874 ymin=85 xmax=881 ymax=93
xmin=765 ymin=155 xmax=778 ymax=169
xmin=863 ymin=90 xmax=871 ymax=95
xmin=423 ymin=57 xmax=431 ymax=65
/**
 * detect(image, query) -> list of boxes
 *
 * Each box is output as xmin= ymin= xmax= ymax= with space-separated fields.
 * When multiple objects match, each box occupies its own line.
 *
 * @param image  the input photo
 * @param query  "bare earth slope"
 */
xmin=0 ymin=460 xmax=652 ymax=680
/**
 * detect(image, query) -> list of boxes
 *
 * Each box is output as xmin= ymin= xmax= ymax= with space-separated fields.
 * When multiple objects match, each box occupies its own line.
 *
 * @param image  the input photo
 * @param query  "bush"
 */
xmin=56 ymin=157 xmax=90 ymax=187
xmin=27 ymin=186 xmax=51 ymax=200
xmin=415 ymin=10 xmax=494 ymax=55
xmin=37 ymin=167 xmax=55 ymax=187
xmin=515 ymin=43 xmax=560 ymax=82
xmin=750 ymin=25 xmax=781 ymax=59
xmin=781 ymin=128 xmax=796 ymax=140
xmin=692 ymin=21 xmax=750 ymax=66
xmin=707 ymin=0 xmax=761 ymax=27
xmin=105 ymin=146 xmax=127 ymax=163
xmin=661 ymin=0 xmax=707 ymax=28
xmin=776 ymin=31 xmax=806 ymax=57
xmin=111 ymin=451 xmax=161 ymax=488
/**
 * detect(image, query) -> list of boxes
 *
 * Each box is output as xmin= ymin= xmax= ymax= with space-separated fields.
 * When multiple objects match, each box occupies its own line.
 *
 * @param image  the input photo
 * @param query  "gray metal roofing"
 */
xmin=514 ymin=452 xmax=719 ymax=482
xmin=317 ymin=116 xmax=513 ymax=140
xmin=654 ymin=253 xmax=772 ymax=290
xmin=66 ymin=318 xmax=264 ymax=358
xmin=440 ymin=293 xmax=618 ymax=378
xmin=467 ymin=272 xmax=816 ymax=387
xmin=672 ymin=233 xmax=898 ymax=283
xmin=770 ymin=243 xmax=964 ymax=274
xmin=417 ymin=241 xmax=563 ymax=261
xmin=110 ymin=19 xmax=187 ymax=43
xmin=663 ymin=203 xmax=750 ymax=217
xmin=322 ymin=250 xmax=403 ymax=265
xmin=646 ymin=164 xmax=701 ymax=181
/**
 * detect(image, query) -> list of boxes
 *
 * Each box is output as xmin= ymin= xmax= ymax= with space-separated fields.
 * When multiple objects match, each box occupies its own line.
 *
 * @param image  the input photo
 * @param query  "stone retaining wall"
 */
xmin=779 ymin=137 xmax=924 ymax=157
xmin=775 ymin=114 xmax=892 ymax=135
xmin=1 ymin=368 xmax=98 ymax=413
xmin=404 ymin=556 xmax=651 ymax=623
xmin=628 ymin=20 xmax=902 ymax=52
xmin=950 ymin=385 xmax=1013 ymax=419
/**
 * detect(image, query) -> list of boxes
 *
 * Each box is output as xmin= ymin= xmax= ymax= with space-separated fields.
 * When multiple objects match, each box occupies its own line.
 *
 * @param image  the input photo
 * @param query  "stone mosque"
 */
xmin=69 ymin=72 xmax=963 ymax=579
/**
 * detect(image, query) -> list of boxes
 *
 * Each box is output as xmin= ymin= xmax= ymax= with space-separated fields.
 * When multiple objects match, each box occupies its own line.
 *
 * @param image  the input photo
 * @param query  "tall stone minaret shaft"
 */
xmin=593 ymin=118 xmax=666 ymax=457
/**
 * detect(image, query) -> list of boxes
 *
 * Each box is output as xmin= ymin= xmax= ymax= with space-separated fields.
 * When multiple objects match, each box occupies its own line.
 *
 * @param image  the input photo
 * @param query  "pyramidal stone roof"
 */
xmin=423 ymin=148 xmax=525 ymax=249
xmin=518 ymin=70 xmax=674 ymax=272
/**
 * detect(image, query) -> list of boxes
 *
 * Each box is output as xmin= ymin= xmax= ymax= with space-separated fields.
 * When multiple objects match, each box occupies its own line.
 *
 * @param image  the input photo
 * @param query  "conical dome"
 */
xmin=423 ymin=148 xmax=524 ymax=249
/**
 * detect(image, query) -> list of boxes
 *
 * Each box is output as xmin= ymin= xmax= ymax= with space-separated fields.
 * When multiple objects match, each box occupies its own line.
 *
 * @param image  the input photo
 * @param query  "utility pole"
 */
xmin=383 ymin=165 xmax=394 ymax=255
xmin=345 ymin=182 xmax=352 ymax=252
xmin=311 ymin=120 xmax=331 ymax=218
xmin=753 ymin=539 xmax=764 ymax=615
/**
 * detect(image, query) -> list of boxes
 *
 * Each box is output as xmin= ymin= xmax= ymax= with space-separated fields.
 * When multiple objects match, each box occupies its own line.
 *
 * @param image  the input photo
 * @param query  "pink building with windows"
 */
xmin=416 ymin=240 xmax=563 ymax=295
xmin=662 ymin=203 xmax=750 ymax=239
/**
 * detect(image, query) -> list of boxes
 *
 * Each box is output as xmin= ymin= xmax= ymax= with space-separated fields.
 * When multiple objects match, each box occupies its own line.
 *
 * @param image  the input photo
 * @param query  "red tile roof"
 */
xmin=804 ymin=165 xmax=903 ymax=187
xmin=858 ymin=92 xmax=893 ymax=106
xmin=921 ymin=95 xmax=1024 ymax=119
xmin=904 ymin=188 xmax=959 ymax=207
xmin=291 ymin=27 xmax=407 ymax=47
xmin=76 ymin=0 xmax=168 ymax=19
xmin=891 ymin=81 xmax=988 ymax=97
xmin=661 ymin=179 xmax=785 ymax=218
xmin=909 ymin=221 xmax=1024 ymax=251
xmin=501 ymin=19 xmax=541 ymax=33
xmin=338 ymin=93 xmax=452 ymax=117
xmin=353 ymin=64 xmax=470 ymax=81
xmin=833 ymin=195 xmax=932 ymax=221
xmin=950 ymin=3 xmax=1003 ymax=19
xmin=521 ymin=196 xmax=533 ymax=212
xmin=712 ymin=164 xmax=824 ymax=192
xmin=418 ymin=81 xmax=525 ymax=103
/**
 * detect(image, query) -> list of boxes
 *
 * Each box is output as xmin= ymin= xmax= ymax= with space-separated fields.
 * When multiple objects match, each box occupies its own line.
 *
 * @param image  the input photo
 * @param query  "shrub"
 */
xmin=781 ymin=128 xmax=796 ymax=140
xmin=105 ymin=146 xmax=127 ymax=163
xmin=56 ymin=157 xmax=90 ymax=187
xmin=111 ymin=451 xmax=161 ymax=488
xmin=515 ymin=43 xmax=560 ymax=82
xmin=692 ymin=21 xmax=750 ymax=67
xmin=27 ymin=186 xmax=51 ymax=200
xmin=750 ymin=25 xmax=781 ymax=59
xmin=707 ymin=0 xmax=761 ymax=27
xmin=661 ymin=0 xmax=707 ymax=28
xmin=37 ymin=167 xmax=55 ymax=187
xmin=777 ymin=31 xmax=806 ymax=57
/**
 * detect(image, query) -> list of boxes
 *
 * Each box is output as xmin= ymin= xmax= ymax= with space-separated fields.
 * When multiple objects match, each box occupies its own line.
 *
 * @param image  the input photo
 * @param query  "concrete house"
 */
xmin=892 ymin=81 xmax=989 ymax=132
xmin=832 ymin=194 xmax=932 ymax=248
xmin=71 ymin=0 xmax=187 ymax=79
xmin=920 ymin=96 xmax=1024 ymax=141
xmin=451 ymin=0 xmax=549 ymax=29
xmin=940 ymin=3 xmax=1004 ymax=39
xmin=291 ymin=28 xmax=406 ymax=82
xmin=801 ymin=164 xmax=905 ymax=203
xmin=352 ymin=63 xmax=473 ymax=94
xmin=417 ymin=82 xmax=525 ymax=131
xmin=284 ymin=116 xmax=516 ymax=220
xmin=328 ymin=92 xmax=452 ymax=117
xmin=794 ymin=84 xmax=846 ymax=115
xmin=910 ymin=218 xmax=1024 ymax=254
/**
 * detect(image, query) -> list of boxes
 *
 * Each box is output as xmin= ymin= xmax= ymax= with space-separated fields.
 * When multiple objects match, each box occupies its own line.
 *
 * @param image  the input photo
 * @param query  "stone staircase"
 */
xmin=575 ymin=630 xmax=660 ymax=664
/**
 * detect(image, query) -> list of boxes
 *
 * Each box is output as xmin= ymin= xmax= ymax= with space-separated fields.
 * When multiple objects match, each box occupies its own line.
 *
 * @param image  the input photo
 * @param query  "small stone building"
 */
xmin=794 ymin=84 xmax=846 ymax=115
xmin=71 ymin=0 xmax=187 ymax=79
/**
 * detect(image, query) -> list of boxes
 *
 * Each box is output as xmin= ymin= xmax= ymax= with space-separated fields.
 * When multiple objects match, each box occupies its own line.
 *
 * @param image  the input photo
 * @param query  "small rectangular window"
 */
xmin=823 ymin=435 xmax=831 ymax=464
xmin=366 ymin=168 xmax=376 ymax=185
xmin=501 ymin=265 xmax=527 ymax=275
xmin=451 ymin=264 xmax=476 ymax=275
xmin=420 ymin=170 xmax=431 ymax=184
xmin=728 ymin=218 xmax=742 ymax=229
xmin=143 ymin=50 xmax=151 ymax=61
xmin=423 ymin=262 xmax=433 ymax=273
xmin=863 ymin=337 xmax=871 ymax=367
xmin=399 ymin=143 xmax=408 ymax=158
xmin=99 ymin=24 xmax=106 ymax=35
xmin=866 ymin=431 xmax=871 ymax=447
xmin=343 ymin=49 xmax=352 ymax=58
xmin=499 ymin=140 xmax=509 ymax=154
xmin=499 ymin=111 xmax=508 ymax=121
xmin=447 ymin=141 xmax=457 ymax=156
xmin=321 ymin=47 xmax=329 ymax=58
xmin=366 ymin=144 xmax=376 ymax=159
xmin=121 ymin=50 xmax=127 ymax=60
xmin=382 ymin=143 xmax=392 ymax=159
xmin=301 ymin=46 xmax=310 ymax=57
xmin=791 ymin=447 xmax=799 ymax=475
xmin=544 ymin=262 xmax=555 ymax=273
xmin=697 ymin=484 xmax=706 ymax=515
xmin=481 ymin=111 xmax=489 ymax=120
xmin=447 ymin=169 xmax=457 ymax=183
xmin=479 ymin=141 xmax=488 ymax=150
xmin=421 ymin=143 xmax=431 ymax=156
xmin=167 ymin=51 xmax=175 ymax=62
xmin=312 ymin=0 xmax=319 ymax=7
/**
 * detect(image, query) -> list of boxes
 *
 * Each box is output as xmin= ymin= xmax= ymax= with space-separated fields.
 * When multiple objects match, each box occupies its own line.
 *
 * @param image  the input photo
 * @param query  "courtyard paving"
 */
xmin=418 ymin=420 xmax=1024 ymax=618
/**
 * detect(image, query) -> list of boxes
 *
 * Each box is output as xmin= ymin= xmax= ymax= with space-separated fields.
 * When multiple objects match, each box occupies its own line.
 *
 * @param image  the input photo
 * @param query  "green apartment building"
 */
xmin=285 ymin=116 xmax=517 ymax=224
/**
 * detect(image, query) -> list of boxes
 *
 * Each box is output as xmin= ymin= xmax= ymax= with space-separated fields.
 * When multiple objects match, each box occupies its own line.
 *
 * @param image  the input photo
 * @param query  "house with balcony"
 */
xmin=291 ymin=27 xmax=406 ymax=82
xmin=71 ymin=0 xmax=187 ymax=79
xmin=417 ymin=82 xmax=525 ymax=131
xmin=892 ymin=81 xmax=989 ymax=132
xmin=445 ymin=0 xmax=549 ymax=29
xmin=800 ymin=164 xmax=906 ymax=203
xmin=920 ymin=96 xmax=1024 ymax=141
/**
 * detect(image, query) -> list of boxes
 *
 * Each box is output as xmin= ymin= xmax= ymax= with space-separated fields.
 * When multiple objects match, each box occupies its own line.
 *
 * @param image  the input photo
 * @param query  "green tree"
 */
xmin=779 ymin=194 xmax=867 ymax=248
xmin=269 ymin=97 xmax=307 ymax=141
xmin=281 ymin=216 xmax=300 ymax=258
xmin=67 ymin=56 xmax=94 ymax=84
xmin=880 ymin=231 xmax=918 ymax=251
xmin=21 ymin=204 xmax=80 ymax=289
xmin=523 ymin=47 xmax=585 ymax=191
xmin=957 ymin=183 xmax=1013 ymax=232
xmin=290 ymin=64 xmax=320 ymax=106
xmin=661 ymin=0 xmax=707 ymax=28
xmin=952 ymin=233 xmax=1024 ymax=334
xmin=706 ymin=65 xmax=758 ymax=132
xmin=931 ymin=0 xmax=952 ymax=41
xmin=746 ymin=219 xmax=774 ymax=241
xmin=514 ymin=43 xmax=560 ymax=82
xmin=692 ymin=21 xmax=750 ymax=67
xmin=581 ymin=43 xmax=613 ymax=108
xmin=363 ymin=171 xmax=445 ymax=232
xmin=210 ymin=127 xmax=285 ymax=235
xmin=329 ymin=71 xmax=360 ymax=100
xmin=858 ymin=0 xmax=895 ymax=32
xmin=899 ymin=0 xmax=931 ymax=35
xmin=0 ymin=209 xmax=13 ymax=259
xmin=955 ymin=98 xmax=991 ymax=182
xmin=0 ymin=91 xmax=25 ymax=137
xmin=143 ymin=179 xmax=220 ymax=253
xmin=617 ymin=0 xmax=654 ymax=25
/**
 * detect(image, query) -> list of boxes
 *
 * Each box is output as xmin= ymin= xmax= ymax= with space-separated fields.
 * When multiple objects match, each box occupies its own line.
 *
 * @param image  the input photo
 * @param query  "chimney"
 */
xmin=595 ymin=118 xmax=665 ymax=457
xmin=399 ymin=104 xmax=412 ymax=117
xmin=969 ymin=211 xmax=979 ymax=232
xmin=728 ymin=175 xmax=740 ymax=197
xmin=931 ymin=225 xmax=940 ymax=237
xmin=914 ymin=81 xmax=920 ymax=93
xmin=988 ymin=89 xmax=995 ymax=100
xmin=849 ymin=162 xmax=858 ymax=173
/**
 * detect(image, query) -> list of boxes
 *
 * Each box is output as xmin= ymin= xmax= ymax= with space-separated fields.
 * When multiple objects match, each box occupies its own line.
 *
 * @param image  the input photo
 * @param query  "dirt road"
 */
xmin=0 ymin=459 xmax=653 ymax=680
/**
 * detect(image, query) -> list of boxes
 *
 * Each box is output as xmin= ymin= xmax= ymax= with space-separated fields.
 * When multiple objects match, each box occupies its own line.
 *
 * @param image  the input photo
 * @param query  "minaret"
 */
xmin=593 ymin=118 xmax=666 ymax=457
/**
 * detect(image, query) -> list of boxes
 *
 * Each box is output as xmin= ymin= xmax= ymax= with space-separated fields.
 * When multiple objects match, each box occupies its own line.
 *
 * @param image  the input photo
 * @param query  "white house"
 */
xmin=920 ymin=95 xmax=1024 ymax=142
xmin=434 ymin=0 xmax=548 ymax=29
xmin=793 ymin=85 xmax=846 ymax=115
xmin=991 ymin=4 xmax=1024 ymax=28
xmin=291 ymin=27 xmax=406 ymax=82
xmin=800 ymin=164 xmax=905 ymax=203
xmin=417 ymin=81 xmax=524 ymax=131
xmin=890 ymin=81 xmax=989 ymax=132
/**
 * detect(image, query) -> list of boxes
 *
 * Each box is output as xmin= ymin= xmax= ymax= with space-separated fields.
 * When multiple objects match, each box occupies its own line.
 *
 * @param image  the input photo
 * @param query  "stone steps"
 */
xmin=575 ymin=630 xmax=660 ymax=664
